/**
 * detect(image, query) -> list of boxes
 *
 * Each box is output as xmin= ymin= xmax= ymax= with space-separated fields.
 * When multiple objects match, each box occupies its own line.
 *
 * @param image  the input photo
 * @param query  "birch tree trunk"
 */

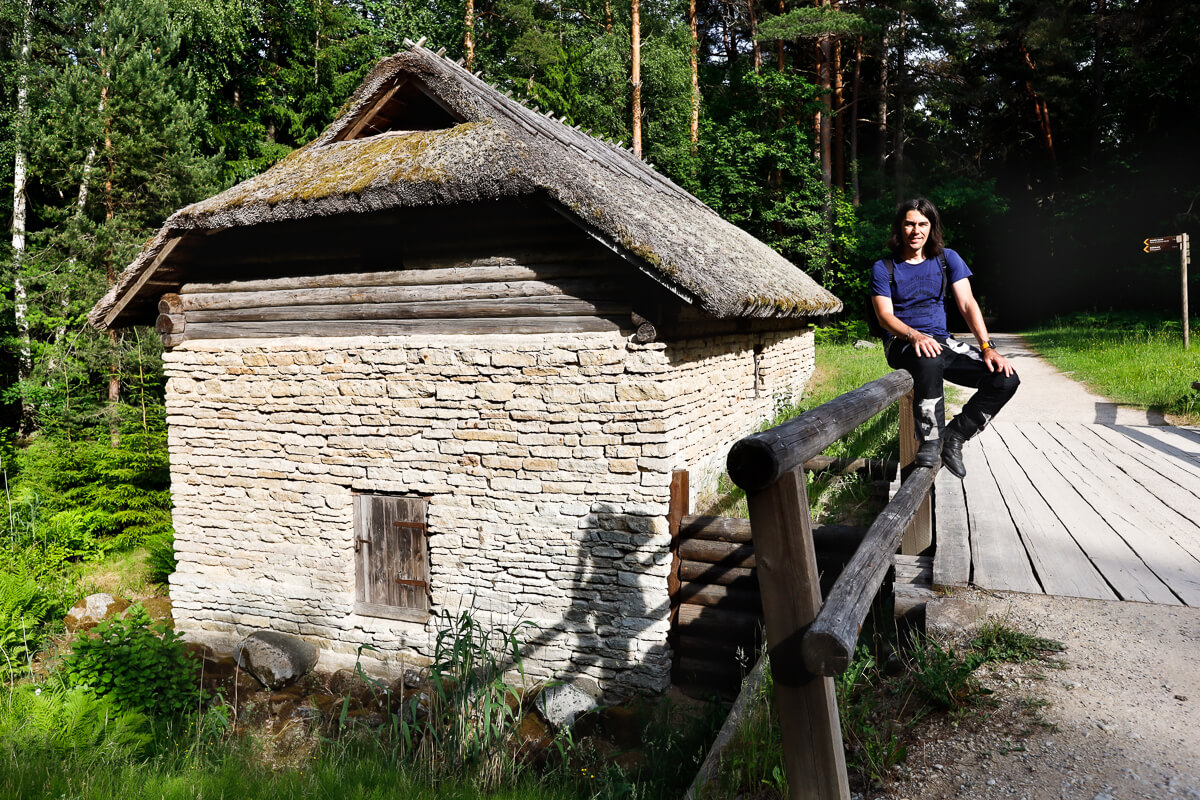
xmin=10 ymin=0 xmax=34 ymax=431
xmin=631 ymin=0 xmax=642 ymax=158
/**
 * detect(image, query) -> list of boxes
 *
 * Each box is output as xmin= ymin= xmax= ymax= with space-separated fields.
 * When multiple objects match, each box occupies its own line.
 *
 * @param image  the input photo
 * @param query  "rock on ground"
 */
xmin=234 ymin=631 xmax=320 ymax=690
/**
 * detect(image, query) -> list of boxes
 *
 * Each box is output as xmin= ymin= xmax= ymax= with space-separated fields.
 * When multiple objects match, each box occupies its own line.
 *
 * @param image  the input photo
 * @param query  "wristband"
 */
xmin=980 ymin=341 xmax=993 ymax=351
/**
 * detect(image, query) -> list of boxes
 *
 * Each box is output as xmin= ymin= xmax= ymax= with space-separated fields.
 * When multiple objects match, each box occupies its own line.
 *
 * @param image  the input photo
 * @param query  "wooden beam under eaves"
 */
xmin=102 ymin=234 xmax=184 ymax=329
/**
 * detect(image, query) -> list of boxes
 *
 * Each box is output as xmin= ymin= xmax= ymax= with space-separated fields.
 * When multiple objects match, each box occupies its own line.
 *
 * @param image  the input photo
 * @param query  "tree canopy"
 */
xmin=2 ymin=0 xmax=1198 ymax=444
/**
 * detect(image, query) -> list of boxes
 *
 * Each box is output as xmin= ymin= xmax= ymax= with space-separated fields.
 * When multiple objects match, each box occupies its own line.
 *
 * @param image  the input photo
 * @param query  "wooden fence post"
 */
xmin=668 ymin=470 xmax=689 ymax=677
xmin=747 ymin=469 xmax=850 ymax=800
xmin=898 ymin=391 xmax=932 ymax=555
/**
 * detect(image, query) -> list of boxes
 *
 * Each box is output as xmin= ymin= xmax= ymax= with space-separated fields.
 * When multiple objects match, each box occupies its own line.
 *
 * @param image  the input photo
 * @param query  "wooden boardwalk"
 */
xmin=932 ymin=421 xmax=1200 ymax=606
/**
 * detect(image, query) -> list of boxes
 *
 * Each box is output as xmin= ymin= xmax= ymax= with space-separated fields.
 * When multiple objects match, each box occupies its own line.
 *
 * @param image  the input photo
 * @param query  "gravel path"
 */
xmin=881 ymin=591 xmax=1200 ymax=800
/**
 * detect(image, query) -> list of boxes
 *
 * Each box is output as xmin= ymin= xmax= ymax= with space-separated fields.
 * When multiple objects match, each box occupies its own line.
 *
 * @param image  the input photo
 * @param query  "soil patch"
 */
xmin=882 ymin=590 xmax=1200 ymax=800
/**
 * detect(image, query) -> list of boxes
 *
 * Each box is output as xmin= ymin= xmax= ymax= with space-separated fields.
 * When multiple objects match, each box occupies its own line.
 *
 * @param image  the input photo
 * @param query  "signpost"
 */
xmin=1143 ymin=234 xmax=1191 ymax=348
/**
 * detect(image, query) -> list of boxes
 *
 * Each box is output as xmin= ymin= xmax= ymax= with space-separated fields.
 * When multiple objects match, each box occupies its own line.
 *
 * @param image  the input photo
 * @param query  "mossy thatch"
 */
xmin=91 ymin=42 xmax=841 ymax=329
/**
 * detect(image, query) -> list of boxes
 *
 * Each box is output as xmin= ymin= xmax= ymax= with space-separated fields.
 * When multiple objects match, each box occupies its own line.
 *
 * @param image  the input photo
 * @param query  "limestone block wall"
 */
xmin=163 ymin=326 xmax=814 ymax=695
xmin=665 ymin=327 xmax=817 ymax=502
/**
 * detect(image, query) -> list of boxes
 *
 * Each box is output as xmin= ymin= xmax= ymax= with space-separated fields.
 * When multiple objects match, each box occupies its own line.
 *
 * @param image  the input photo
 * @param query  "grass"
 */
xmin=1022 ymin=310 xmax=1200 ymax=424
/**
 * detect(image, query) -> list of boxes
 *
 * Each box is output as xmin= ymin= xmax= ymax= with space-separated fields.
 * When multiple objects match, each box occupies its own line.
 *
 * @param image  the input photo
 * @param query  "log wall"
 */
xmin=158 ymin=201 xmax=655 ymax=347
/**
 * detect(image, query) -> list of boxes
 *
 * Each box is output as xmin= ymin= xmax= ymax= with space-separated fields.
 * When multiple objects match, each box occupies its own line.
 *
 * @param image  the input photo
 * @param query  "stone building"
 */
xmin=90 ymin=42 xmax=841 ymax=694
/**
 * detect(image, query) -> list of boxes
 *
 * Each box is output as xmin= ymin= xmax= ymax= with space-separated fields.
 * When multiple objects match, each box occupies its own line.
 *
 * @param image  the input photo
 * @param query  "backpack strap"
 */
xmin=936 ymin=253 xmax=949 ymax=301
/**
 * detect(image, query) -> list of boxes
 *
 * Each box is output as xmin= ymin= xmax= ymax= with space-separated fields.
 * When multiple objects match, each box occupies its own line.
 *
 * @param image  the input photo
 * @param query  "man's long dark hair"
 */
xmin=887 ymin=197 xmax=945 ymax=258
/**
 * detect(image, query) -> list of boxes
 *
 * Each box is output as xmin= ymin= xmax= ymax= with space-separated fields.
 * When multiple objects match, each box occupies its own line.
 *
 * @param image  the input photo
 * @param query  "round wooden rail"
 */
xmin=726 ymin=370 xmax=913 ymax=494
xmin=801 ymin=464 xmax=937 ymax=676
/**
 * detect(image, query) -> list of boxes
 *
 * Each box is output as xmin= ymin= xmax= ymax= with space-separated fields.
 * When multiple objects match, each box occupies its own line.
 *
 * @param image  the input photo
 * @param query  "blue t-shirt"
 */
xmin=871 ymin=249 xmax=972 ymax=340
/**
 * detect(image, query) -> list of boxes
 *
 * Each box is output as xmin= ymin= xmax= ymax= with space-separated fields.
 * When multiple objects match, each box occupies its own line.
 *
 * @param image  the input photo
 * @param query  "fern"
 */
xmin=144 ymin=532 xmax=177 ymax=585
xmin=0 ymin=684 xmax=151 ymax=761
xmin=0 ymin=572 xmax=50 ymax=677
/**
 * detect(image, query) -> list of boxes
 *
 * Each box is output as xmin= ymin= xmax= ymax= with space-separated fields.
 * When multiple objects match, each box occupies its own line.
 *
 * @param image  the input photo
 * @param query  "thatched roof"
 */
xmin=91 ymin=41 xmax=841 ymax=329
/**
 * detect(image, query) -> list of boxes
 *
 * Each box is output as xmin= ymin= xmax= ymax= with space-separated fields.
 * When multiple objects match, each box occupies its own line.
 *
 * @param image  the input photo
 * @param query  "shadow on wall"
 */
xmin=519 ymin=505 xmax=673 ymax=698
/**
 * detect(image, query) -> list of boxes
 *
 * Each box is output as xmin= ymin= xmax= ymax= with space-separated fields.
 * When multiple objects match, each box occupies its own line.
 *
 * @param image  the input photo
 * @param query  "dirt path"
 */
xmin=884 ymin=591 xmax=1200 ymax=800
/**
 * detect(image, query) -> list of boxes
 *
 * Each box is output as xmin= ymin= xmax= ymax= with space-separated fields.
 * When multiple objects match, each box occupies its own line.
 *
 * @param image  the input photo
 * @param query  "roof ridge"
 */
xmin=399 ymin=38 xmax=716 ymax=217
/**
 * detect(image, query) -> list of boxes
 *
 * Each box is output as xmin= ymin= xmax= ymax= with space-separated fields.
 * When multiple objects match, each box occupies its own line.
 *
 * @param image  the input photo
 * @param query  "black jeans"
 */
xmin=885 ymin=336 xmax=1020 ymax=442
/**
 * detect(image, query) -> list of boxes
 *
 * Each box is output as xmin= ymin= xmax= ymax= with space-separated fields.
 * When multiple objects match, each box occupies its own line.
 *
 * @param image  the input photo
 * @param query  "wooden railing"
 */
xmin=723 ymin=369 xmax=934 ymax=800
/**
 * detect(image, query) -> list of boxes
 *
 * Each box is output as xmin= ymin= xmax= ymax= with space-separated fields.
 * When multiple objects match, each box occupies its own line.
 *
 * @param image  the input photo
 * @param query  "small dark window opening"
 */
xmin=338 ymin=78 xmax=460 ymax=141
xmin=354 ymin=494 xmax=430 ymax=622
xmin=753 ymin=343 xmax=765 ymax=397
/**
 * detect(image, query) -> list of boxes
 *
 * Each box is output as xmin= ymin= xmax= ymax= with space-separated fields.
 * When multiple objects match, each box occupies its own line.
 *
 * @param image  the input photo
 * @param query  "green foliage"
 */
xmin=0 ymin=683 xmax=152 ymax=762
xmin=836 ymin=647 xmax=907 ymax=787
xmin=60 ymin=606 xmax=201 ymax=720
xmin=905 ymin=635 xmax=988 ymax=712
xmin=968 ymin=620 xmax=1065 ymax=664
xmin=2 ymin=422 xmax=172 ymax=570
xmin=0 ymin=572 xmax=49 ymax=678
xmin=144 ymin=532 xmax=177 ymax=586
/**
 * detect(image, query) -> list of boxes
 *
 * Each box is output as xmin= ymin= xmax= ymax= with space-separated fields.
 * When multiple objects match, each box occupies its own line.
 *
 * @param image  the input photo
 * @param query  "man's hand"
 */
xmin=911 ymin=331 xmax=943 ymax=358
xmin=983 ymin=347 xmax=1014 ymax=376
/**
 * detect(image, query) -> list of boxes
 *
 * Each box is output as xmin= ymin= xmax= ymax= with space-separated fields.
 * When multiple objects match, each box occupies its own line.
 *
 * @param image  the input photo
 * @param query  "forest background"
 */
xmin=0 ymin=0 xmax=1197 ymax=574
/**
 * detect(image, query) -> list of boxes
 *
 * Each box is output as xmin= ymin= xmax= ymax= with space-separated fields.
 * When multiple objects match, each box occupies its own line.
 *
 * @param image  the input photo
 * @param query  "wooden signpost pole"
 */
xmin=1182 ymin=233 xmax=1190 ymax=349
xmin=1143 ymin=234 xmax=1189 ymax=348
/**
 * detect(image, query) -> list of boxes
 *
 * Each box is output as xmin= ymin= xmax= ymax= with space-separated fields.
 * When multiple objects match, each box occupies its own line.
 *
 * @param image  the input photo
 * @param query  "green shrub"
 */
xmin=0 ymin=572 xmax=50 ymax=678
xmin=0 ymin=683 xmax=151 ymax=762
xmin=145 ymin=532 xmax=177 ymax=585
xmin=60 ymin=606 xmax=201 ymax=719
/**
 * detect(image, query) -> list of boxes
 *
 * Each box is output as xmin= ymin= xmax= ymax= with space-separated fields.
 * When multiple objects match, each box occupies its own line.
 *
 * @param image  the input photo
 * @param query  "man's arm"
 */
xmin=871 ymin=294 xmax=943 ymax=357
xmin=950 ymin=278 xmax=1013 ymax=375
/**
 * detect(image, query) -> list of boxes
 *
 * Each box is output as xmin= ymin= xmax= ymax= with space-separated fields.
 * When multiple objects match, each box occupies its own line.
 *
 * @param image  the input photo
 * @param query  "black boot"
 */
xmin=915 ymin=439 xmax=940 ymax=468
xmin=941 ymin=415 xmax=981 ymax=479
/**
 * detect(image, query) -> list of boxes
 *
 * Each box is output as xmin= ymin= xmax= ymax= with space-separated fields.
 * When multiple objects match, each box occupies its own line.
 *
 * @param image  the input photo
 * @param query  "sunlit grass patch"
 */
xmin=1022 ymin=311 xmax=1200 ymax=424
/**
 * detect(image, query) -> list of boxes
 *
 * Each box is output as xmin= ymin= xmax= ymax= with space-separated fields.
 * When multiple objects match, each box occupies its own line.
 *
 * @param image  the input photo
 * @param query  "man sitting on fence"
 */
xmin=870 ymin=198 xmax=1019 ymax=478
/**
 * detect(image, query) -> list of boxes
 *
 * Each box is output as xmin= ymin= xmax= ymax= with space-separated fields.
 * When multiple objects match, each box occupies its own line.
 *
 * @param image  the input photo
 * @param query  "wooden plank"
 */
xmin=1034 ymin=423 xmax=1200 ymax=605
xmin=995 ymin=425 xmax=1179 ymax=605
xmin=353 ymin=601 xmax=429 ymax=623
xmin=746 ymin=469 xmax=849 ymax=800
xmin=102 ymin=234 xmax=184 ymax=328
xmin=178 ymin=278 xmax=625 ymax=312
xmin=932 ymin=469 xmax=970 ymax=589
xmin=180 ymin=261 xmax=610 ymax=294
xmin=668 ymin=470 xmax=690 ymax=599
xmin=1079 ymin=425 xmax=1200 ymax=562
xmin=1089 ymin=424 xmax=1200 ymax=498
xmin=962 ymin=429 xmax=1042 ymax=594
xmin=899 ymin=392 xmax=933 ymax=555
xmin=180 ymin=316 xmax=623 ymax=340
xmin=184 ymin=297 xmax=627 ymax=324
xmin=673 ymin=583 xmax=762 ymax=611
xmin=1003 ymin=429 xmax=1180 ymax=604
xmin=1104 ymin=425 xmax=1200 ymax=480
xmin=678 ymin=559 xmax=758 ymax=587
xmin=982 ymin=426 xmax=1115 ymax=600
xmin=677 ymin=539 xmax=755 ymax=568
xmin=892 ymin=554 xmax=932 ymax=584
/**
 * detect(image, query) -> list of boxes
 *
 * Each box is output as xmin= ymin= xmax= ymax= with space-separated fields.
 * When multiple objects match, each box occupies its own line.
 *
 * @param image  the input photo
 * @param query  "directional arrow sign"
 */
xmin=1144 ymin=235 xmax=1181 ymax=253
